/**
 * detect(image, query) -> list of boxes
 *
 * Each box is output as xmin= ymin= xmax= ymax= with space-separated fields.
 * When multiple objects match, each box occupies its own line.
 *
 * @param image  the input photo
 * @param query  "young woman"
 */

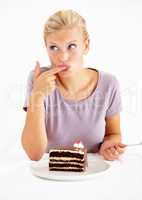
xmin=21 ymin=9 xmax=126 ymax=161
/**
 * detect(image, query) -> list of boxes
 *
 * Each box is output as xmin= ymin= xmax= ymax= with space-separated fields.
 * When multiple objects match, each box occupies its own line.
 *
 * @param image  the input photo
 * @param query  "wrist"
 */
xmin=103 ymin=134 xmax=121 ymax=143
xmin=31 ymin=89 xmax=45 ymax=102
xmin=29 ymin=90 xmax=45 ymax=110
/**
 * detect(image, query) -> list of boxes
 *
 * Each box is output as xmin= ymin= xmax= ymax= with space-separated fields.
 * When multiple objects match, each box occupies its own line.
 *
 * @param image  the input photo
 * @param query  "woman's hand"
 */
xmin=99 ymin=139 xmax=127 ymax=161
xmin=32 ymin=61 xmax=66 ymax=98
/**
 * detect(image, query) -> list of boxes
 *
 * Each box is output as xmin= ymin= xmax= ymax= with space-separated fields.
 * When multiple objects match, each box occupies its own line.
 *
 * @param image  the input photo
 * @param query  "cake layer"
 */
xmin=49 ymin=151 xmax=84 ymax=159
xmin=49 ymin=167 xmax=85 ymax=172
xmin=49 ymin=157 xmax=85 ymax=163
xmin=49 ymin=162 xmax=85 ymax=168
xmin=49 ymin=148 xmax=84 ymax=154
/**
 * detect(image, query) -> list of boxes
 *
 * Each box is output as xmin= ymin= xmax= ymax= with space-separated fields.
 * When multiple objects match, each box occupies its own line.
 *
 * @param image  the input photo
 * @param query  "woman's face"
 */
xmin=45 ymin=26 xmax=89 ymax=76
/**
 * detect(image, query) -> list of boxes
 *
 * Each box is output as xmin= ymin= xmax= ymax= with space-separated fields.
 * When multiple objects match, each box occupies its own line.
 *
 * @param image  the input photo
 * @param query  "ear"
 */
xmin=83 ymin=39 xmax=90 ymax=55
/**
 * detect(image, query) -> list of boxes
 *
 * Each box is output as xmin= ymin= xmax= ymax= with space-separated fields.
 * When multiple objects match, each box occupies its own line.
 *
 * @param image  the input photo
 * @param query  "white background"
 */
xmin=0 ymin=0 xmax=142 ymax=159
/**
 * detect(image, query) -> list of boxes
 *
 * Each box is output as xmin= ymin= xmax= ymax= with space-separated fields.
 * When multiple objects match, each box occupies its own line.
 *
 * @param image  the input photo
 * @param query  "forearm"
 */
xmin=21 ymin=92 xmax=48 ymax=161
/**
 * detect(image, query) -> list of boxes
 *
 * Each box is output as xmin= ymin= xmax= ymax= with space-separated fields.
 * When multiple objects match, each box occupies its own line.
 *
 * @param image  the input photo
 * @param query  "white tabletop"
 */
xmin=0 ymin=145 xmax=142 ymax=200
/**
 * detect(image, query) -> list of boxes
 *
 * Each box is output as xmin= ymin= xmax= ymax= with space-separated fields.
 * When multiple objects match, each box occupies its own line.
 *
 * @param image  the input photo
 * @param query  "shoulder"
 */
xmin=99 ymin=70 xmax=120 ymax=90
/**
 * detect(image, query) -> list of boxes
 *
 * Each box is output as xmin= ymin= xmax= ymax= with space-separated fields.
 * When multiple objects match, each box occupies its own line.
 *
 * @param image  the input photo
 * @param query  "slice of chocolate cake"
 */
xmin=49 ymin=141 xmax=88 ymax=172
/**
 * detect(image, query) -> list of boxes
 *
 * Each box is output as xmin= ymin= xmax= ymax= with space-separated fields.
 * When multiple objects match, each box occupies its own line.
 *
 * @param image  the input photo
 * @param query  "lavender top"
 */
xmin=23 ymin=67 xmax=122 ymax=153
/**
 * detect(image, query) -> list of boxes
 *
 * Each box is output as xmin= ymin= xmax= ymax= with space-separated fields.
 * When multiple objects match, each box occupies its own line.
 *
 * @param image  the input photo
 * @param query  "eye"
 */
xmin=49 ymin=45 xmax=58 ymax=51
xmin=68 ymin=43 xmax=77 ymax=50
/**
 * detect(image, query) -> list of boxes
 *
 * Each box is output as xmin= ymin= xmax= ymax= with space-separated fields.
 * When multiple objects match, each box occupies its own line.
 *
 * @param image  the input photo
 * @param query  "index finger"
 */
xmin=116 ymin=143 xmax=127 ymax=148
xmin=47 ymin=66 xmax=67 ymax=75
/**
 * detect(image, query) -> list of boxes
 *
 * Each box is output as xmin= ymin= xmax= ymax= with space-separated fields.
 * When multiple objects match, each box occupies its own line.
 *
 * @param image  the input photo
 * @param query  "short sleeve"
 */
xmin=23 ymin=67 xmax=50 ymax=112
xmin=23 ymin=70 xmax=34 ymax=112
xmin=105 ymin=77 xmax=122 ymax=117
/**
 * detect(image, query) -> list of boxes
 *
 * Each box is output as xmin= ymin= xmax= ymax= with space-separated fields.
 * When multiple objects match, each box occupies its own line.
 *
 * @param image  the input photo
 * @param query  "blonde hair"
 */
xmin=43 ymin=9 xmax=89 ymax=43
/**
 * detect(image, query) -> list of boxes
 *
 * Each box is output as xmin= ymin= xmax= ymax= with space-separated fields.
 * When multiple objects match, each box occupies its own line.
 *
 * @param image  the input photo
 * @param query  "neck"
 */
xmin=57 ymin=68 xmax=90 ymax=94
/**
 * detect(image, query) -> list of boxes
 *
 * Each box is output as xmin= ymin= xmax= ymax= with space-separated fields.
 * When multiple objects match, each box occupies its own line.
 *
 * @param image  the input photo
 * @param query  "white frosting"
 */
xmin=73 ymin=141 xmax=84 ymax=149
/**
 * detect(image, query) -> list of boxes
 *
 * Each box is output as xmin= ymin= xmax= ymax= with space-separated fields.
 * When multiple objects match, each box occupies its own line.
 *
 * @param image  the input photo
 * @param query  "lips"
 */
xmin=58 ymin=64 xmax=70 ymax=71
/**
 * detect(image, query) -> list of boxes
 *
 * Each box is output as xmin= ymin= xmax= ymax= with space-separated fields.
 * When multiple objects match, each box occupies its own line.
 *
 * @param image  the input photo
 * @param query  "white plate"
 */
xmin=30 ymin=153 xmax=110 ymax=181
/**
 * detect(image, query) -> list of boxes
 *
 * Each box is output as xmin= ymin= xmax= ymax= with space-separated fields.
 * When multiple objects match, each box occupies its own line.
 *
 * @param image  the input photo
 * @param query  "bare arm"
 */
xmin=104 ymin=113 xmax=122 ymax=142
xmin=21 ymin=93 xmax=47 ymax=161
xmin=21 ymin=62 xmax=66 ymax=161
xmin=99 ymin=114 xmax=126 ymax=161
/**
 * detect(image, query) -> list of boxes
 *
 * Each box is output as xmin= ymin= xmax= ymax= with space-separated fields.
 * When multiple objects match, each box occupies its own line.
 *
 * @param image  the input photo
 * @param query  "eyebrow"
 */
xmin=49 ymin=40 xmax=77 ymax=45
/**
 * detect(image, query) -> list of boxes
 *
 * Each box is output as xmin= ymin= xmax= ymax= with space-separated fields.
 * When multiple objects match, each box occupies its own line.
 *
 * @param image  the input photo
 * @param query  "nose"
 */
xmin=58 ymin=51 xmax=69 ymax=62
